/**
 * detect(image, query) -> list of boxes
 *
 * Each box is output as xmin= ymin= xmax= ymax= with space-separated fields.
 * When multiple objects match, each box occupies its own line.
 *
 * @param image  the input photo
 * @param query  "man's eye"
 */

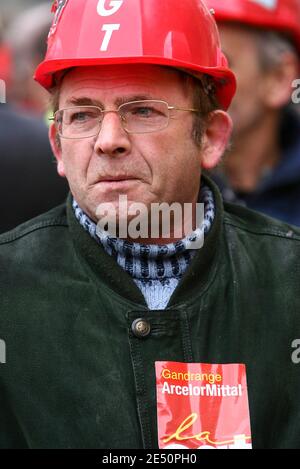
xmin=131 ymin=106 xmax=157 ymax=117
xmin=67 ymin=110 xmax=100 ymax=123
xmin=70 ymin=112 xmax=90 ymax=122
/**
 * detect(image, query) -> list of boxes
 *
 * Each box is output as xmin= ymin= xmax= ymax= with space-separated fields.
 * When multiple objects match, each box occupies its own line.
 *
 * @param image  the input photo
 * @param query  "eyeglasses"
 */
xmin=50 ymin=100 xmax=201 ymax=139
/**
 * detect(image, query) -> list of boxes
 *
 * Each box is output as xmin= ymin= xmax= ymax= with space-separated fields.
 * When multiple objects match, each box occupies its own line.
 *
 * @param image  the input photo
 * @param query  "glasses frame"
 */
xmin=49 ymin=99 xmax=201 ymax=139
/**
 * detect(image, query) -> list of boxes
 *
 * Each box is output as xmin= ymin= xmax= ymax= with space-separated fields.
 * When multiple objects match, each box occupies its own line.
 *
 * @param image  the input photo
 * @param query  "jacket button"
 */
xmin=131 ymin=318 xmax=151 ymax=338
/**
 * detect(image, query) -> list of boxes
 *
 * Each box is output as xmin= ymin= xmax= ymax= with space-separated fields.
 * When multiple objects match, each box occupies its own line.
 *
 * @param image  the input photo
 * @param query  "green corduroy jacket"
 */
xmin=0 ymin=177 xmax=300 ymax=449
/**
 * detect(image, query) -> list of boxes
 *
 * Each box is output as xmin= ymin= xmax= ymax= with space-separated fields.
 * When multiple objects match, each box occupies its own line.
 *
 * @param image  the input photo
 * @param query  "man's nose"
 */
xmin=93 ymin=111 xmax=131 ymax=157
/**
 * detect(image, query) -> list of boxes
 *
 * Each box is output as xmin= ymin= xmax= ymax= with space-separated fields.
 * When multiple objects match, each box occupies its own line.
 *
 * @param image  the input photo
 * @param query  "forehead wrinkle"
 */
xmin=59 ymin=67 xmax=190 ymax=107
xmin=62 ymin=75 xmax=161 ymax=91
xmin=60 ymin=65 xmax=184 ymax=97
xmin=60 ymin=82 xmax=160 ymax=106
xmin=65 ymin=83 xmax=156 ymax=96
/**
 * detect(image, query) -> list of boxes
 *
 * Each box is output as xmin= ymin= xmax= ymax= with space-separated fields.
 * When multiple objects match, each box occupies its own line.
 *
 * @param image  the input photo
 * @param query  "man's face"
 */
xmin=51 ymin=64 xmax=204 ymax=222
xmin=219 ymin=23 xmax=268 ymax=137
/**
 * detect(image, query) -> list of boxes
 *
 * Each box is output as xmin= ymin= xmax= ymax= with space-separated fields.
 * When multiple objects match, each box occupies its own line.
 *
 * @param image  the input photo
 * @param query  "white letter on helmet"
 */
xmin=100 ymin=24 xmax=120 ymax=51
xmin=97 ymin=0 xmax=123 ymax=17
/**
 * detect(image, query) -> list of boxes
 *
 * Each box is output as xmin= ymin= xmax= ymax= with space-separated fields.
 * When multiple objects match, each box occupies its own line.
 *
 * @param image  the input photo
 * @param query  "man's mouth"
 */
xmin=99 ymin=176 xmax=138 ymax=183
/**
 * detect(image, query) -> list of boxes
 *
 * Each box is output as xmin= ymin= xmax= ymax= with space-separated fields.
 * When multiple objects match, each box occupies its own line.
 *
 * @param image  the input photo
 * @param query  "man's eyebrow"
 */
xmin=65 ymin=97 xmax=102 ymax=107
xmin=65 ymin=94 xmax=155 ymax=108
xmin=115 ymin=95 xmax=154 ymax=106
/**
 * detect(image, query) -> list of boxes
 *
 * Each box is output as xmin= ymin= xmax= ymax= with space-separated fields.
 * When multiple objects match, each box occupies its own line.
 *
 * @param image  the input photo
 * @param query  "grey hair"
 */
xmin=253 ymin=29 xmax=298 ymax=71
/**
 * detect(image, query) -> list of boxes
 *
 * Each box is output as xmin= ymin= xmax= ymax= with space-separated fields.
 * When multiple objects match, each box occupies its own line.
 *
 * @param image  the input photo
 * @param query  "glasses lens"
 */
xmin=56 ymin=107 xmax=101 ymax=138
xmin=120 ymin=100 xmax=169 ymax=133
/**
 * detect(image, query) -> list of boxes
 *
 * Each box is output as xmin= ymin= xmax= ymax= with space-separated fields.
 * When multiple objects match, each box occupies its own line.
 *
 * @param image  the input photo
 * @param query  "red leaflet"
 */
xmin=156 ymin=362 xmax=252 ymax=450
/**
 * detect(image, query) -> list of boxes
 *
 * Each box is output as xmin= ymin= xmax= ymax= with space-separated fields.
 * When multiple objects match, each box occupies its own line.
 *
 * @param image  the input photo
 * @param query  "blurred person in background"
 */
xmin=205 ymin=0 xmax=300 ymax=225
xmin=4 ymin=2 xmax=53 ymax=116
xmin=0 ymin=104 xmax=69 ymax=234
xmin=0 ymin=14 xmax=11 ymax=90
xmin=0 ymin=7 xmax=68 ymax=234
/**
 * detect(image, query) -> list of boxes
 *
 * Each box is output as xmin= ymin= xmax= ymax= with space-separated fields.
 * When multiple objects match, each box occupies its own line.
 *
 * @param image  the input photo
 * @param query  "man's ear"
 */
xmin=200 ymin=111 xmax=233 ymax=170
xmin=49 ymin=123 xmax=66 ymax=177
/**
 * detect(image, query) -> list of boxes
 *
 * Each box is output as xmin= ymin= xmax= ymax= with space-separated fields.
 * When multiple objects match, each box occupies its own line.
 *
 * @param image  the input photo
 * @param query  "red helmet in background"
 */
xmin=0 ymin=44 xmax=12 ymax=85
xmin=206 ymin=0 xmax=300 ymax=54
xmin=34 ymin=0 xmax=236 ymax=110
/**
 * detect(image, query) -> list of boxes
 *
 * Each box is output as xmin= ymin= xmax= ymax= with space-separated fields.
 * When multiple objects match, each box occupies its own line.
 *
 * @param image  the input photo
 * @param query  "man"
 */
xmin=4 ymin=2 xmax=53 ymax=116
xmin=0 ymin=12 xmax=68 ymax=234
xmin=0 ymin=104 xmax=69 ymax=233
xmin=206 ymin=0 xmax=300 ymax=225
xmin=0 ymin=0 xmax=300 ymax=449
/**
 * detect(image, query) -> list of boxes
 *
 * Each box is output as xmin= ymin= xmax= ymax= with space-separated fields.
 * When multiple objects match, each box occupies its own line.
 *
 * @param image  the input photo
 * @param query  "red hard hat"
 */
xmin=34 ymin=0 xmax=236 ymax=110
xmin=0 ymin=44 xmax=12 ymax=84
xmin=206 ymin=0 xmax=300 ymax=54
